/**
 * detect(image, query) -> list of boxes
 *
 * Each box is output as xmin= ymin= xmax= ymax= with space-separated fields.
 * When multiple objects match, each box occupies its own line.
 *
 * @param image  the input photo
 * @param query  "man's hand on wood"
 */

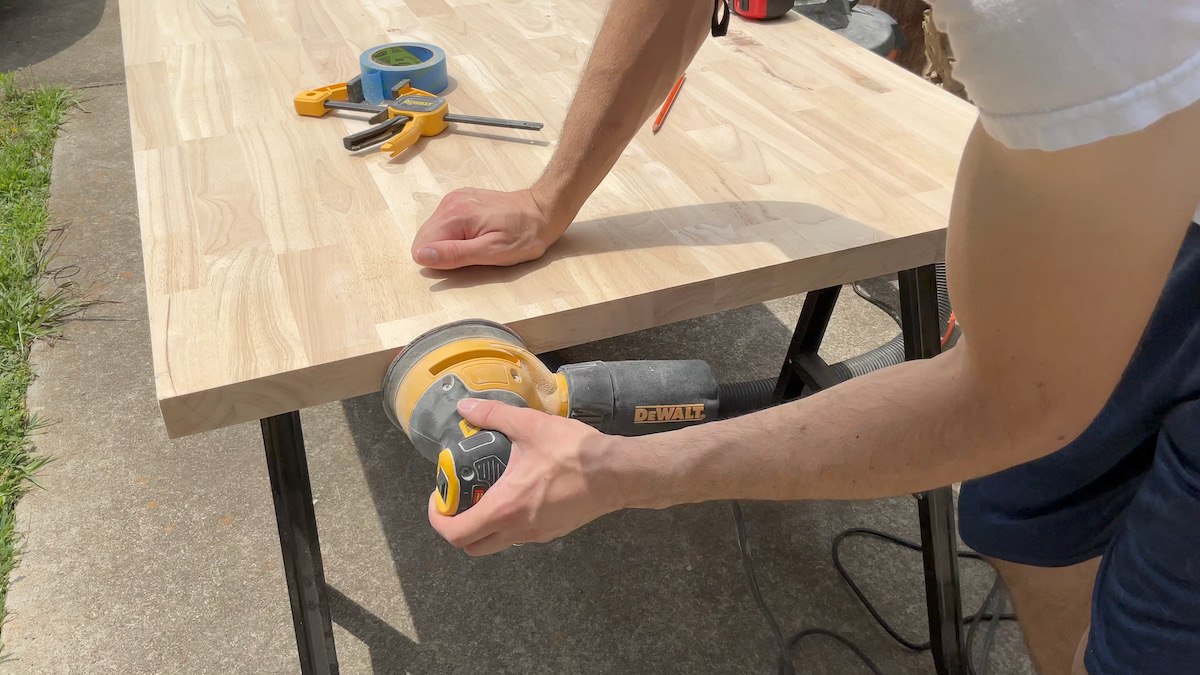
xmin=411 ymin=187 xmax=566 ymax=269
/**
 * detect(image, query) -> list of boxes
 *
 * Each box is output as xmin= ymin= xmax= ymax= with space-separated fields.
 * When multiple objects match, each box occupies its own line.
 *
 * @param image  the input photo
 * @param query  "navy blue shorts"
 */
xmin=959 ymin=222 xmax=1200 ymax=674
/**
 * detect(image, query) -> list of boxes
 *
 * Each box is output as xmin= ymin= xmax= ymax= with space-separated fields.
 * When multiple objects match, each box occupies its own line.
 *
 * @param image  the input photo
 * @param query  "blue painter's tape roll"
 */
xmin=359 ymin=43 xmax=448 ymax=104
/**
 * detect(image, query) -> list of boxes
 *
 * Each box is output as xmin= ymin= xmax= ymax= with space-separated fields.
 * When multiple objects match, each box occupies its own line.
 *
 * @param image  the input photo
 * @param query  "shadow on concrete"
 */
xmin=0 ymin=0 xmax=105 ymax=73
xmin=327 ymin=585 xmax=420 ymax=675
xmin=334 ymin=304 xmax=813 ymax=673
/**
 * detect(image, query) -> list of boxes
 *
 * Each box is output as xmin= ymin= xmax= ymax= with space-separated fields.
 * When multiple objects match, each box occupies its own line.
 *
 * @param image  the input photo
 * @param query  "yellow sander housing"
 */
xmin=382 ymin=319 xmax=756 ymax=516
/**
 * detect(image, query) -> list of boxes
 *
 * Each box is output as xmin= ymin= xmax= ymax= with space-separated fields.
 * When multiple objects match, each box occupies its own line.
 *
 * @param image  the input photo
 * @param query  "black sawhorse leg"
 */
xmin=262 ymin=412 xmax=340 ymax=675
xmin=773 ymin=265 xmax=966 ymax=675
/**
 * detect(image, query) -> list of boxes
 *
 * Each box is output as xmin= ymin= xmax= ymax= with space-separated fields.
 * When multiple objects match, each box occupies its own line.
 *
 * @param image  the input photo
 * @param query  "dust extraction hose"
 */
xmin=833 ymin=263 xmax=952 ymax=381
xmin=716 ymin=264 xmax=951 ymax=419
xmin=717 ymin=379 xmax=778 ymax=418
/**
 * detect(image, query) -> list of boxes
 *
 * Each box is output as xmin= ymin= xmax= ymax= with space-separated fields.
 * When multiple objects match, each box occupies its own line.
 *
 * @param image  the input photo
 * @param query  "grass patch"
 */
xmin=0 ymin=72 xmax=78 ymax=636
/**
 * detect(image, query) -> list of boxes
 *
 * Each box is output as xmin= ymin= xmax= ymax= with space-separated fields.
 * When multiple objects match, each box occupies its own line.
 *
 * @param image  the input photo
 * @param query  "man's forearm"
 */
xmin=610 ymin=104 xmax=1200 ymax=511
xmin=616 ymin=341 xmax=1068 ymax=509
xmin=532 ymin=0 xmax=713 ymax=229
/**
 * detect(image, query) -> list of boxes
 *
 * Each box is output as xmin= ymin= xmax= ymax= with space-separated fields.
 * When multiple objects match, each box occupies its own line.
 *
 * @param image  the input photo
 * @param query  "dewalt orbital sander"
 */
xmin=382 ymin=319 xmax=773 ymax=516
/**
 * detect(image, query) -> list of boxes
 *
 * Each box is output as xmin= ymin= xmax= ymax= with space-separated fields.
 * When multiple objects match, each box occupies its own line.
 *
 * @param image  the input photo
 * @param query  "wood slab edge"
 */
xmin=159 ymin=229 xmax=945 ymax=439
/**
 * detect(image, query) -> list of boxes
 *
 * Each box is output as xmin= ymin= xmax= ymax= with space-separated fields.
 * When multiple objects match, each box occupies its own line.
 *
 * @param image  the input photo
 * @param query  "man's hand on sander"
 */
xmin=427 ymin=398 xmax=628 ymax=556
xmin=410 ymin=186 xmax=568 ymax=269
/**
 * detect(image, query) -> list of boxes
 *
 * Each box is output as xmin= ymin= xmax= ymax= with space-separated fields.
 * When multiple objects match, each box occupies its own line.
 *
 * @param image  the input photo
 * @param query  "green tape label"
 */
xmin=371 ymin=46 xmax=424 ymax=67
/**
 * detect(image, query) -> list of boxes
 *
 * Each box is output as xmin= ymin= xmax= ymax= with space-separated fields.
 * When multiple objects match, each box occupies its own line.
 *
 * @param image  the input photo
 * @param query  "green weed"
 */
xmin=0 ymin=71 xmax=78 ymax=639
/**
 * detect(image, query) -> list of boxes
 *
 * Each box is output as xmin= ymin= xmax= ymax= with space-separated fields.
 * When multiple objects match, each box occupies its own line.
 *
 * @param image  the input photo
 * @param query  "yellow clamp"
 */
xmin=379 ymin=90 xmax=449 ymax=158
xmin=294 ymin=81 xmax=449 ymax=157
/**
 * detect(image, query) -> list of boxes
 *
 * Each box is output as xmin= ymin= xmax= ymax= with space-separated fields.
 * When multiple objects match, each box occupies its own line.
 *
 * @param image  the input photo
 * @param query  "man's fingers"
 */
xmin=412 ymin=236 xmax=497 ymax=269
xmin=428 ymin=488 xmax=527 ymax=556
xmin=426 ymin=400 xmax=545 ymax=548
xmin=457 ymin=398 xmax=544 ymax=440
xmin=428 ymin=491 xmax=497 ymax=549
xmin=463 ymin=531 xmax=522 ymax=556
xmin=412 ymin=244 xmax=442 ymax=267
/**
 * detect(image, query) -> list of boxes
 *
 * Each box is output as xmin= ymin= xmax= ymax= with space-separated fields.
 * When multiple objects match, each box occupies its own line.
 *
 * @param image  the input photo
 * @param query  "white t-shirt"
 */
xmin=930 ymin=0 xmax=1200 ymax=153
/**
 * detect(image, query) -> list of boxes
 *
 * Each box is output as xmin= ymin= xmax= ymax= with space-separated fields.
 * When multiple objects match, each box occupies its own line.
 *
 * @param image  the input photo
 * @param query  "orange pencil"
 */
xmin=652 ymin=74 xmax=686 ymax=133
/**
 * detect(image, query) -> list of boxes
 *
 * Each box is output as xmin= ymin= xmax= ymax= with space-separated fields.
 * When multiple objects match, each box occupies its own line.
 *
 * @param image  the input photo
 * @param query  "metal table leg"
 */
xmin=774 ymin=268 xmax=966 ymax=675
xmin=261 ymin=412 xmax=340 ymax=675
xmin=898 ymin=266 xmax=966 ymax=675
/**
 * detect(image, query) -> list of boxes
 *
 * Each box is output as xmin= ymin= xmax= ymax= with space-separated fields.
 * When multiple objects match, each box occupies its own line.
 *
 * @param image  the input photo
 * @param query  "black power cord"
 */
xmin=732 ymin=501 xmax=1018 ymax=675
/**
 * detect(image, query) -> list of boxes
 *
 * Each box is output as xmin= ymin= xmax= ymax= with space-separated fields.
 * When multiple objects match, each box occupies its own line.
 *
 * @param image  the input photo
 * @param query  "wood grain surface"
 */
xmin=118 ymin=0 xmax=977 ymax=438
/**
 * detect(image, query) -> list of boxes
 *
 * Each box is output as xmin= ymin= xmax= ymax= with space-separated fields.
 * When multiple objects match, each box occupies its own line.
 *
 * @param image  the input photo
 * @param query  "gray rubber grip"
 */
xmin=559 ymin=361 xmax=719 ymax=436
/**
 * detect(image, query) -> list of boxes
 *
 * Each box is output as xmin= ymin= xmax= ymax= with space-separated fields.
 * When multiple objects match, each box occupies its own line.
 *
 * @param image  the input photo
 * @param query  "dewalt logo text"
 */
xmin=634 ymin=404 xmax=706 ymax=423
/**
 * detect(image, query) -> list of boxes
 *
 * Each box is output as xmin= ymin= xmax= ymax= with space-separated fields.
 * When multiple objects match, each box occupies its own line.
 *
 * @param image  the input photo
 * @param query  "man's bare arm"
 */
xmin=620 ymin=102 xmax=1200 ymax=507
xmin=530 ymin=0 xmax=714 ymax=226
xmin=411 ymin=0 xmax=712 ymax=269
xmin=428 ymin=101 xmax=1200 ymax=555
